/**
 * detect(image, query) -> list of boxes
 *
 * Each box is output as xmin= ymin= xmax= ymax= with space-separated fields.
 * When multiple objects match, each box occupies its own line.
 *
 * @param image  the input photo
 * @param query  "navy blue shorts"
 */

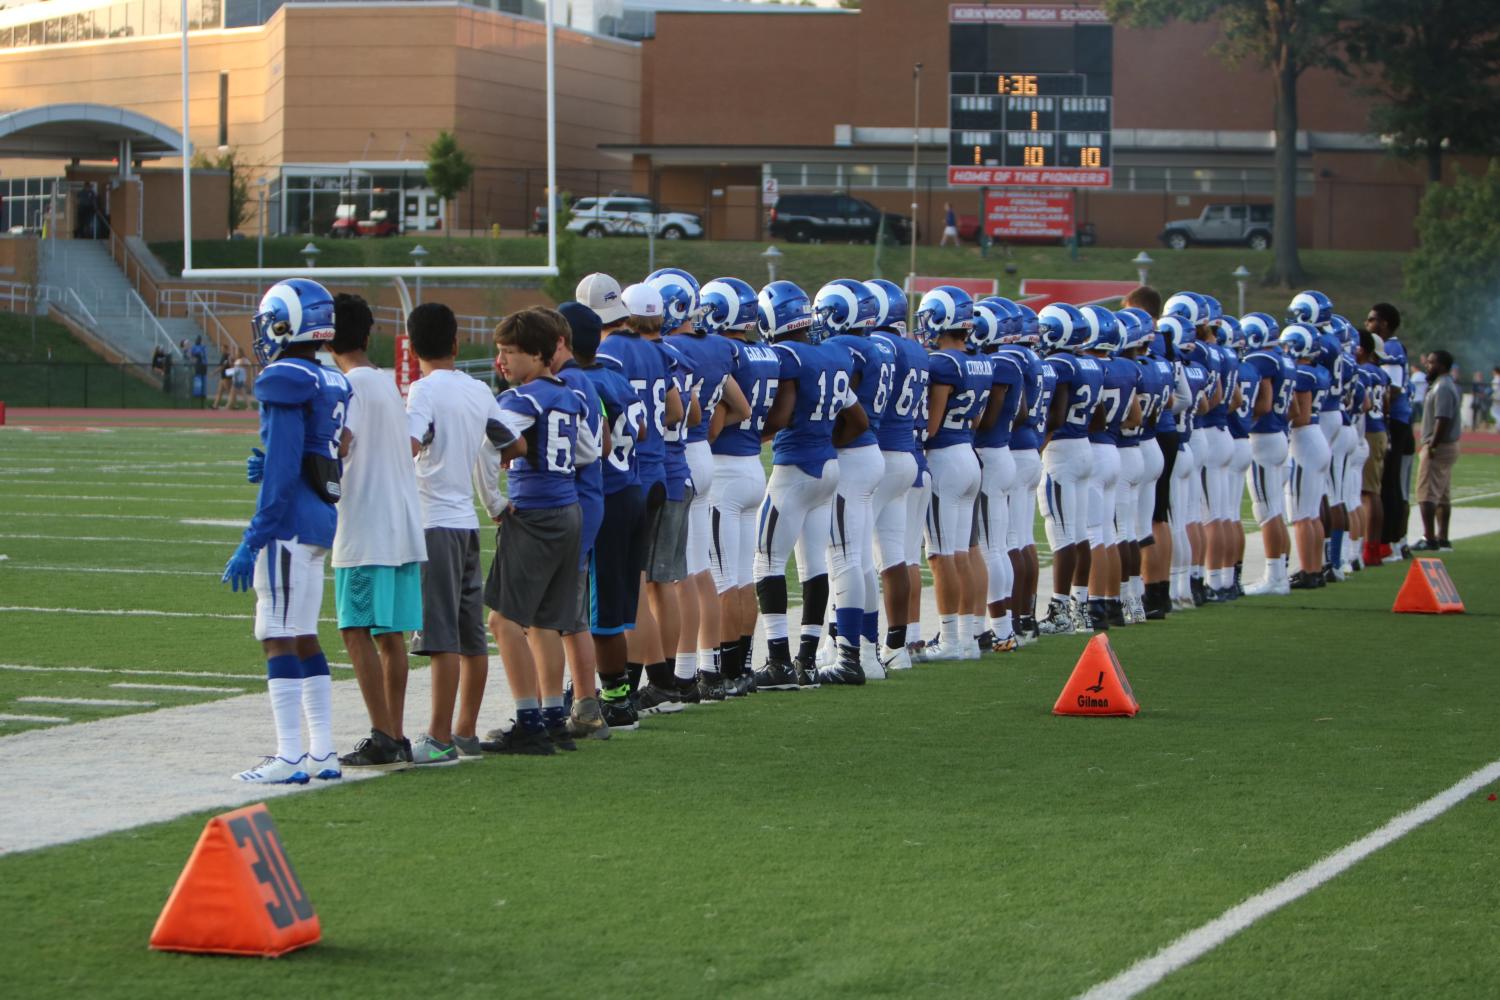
xmin=590 ymin=485 xmax=646 ymax=636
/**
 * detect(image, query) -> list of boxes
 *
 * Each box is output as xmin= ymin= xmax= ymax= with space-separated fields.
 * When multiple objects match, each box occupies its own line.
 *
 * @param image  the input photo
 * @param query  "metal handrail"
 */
xmin=187 ymin=288 xmax=238 ymax=357
xmin=124 ymin=288 xmax=183 ymax=358
xmin=63 ymin=287 xmax=99 ymax=328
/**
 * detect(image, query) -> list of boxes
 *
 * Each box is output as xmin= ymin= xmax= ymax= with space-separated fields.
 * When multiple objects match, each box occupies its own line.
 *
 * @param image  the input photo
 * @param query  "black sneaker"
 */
xmin=1411 ymin=538 xmax=1440 ymax=552
xmin=399 ymin=737 xmax=413 ymax=765
xmin=1018 ymin=615 xmax=1040 ymax=640
xmin=599 ymin=692 xmax=641 ymax=732
xmin=1289 ymin=570 xmax=1319 ymax=591
xmin=675 ymin=679 xmax=702 ymax=707
xmin=636 ymin=683 xmax=685 ymax=715
xmin=1105 ymin=600 xmax=1128 ymax=626
xmin=1190 ymin=577 xmax=1208 ymax=607
xmin=976 ymin=629 xmax=997 ymax=652
xmin=817 ymin=646 xmax=865 ymax=686
xmin=546 ymin=722 xmax=578 ymax=752
xmin=752 ymin=657 xmax=799 ymax=691
xmin=339 ymin=730 xmax=407 ymax=771
xmin=696 ymin=670 xmax=727 ymax=702
xmin=793 ymin=654 xmax=821 ymax=690
xmin=480 ymin=726 xmax=556 ymax=756
xmin=1203 ymin=586 xmax=1228 ymax=604
xmin=1086 ymin=598 xmax=1110 ymax=631
xmin=1437 ymin=539 xmax=1454 ymax=552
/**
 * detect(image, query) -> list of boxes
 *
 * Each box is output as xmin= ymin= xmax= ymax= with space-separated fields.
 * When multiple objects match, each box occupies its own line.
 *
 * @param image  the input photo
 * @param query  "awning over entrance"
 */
xmin=0 ymin=103 xmax=187 ymax=161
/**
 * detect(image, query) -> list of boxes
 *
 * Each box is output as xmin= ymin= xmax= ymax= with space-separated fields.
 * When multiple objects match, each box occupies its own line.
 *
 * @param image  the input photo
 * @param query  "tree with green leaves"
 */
xmin=1404 ymin=159 xmax=1500 ymax=366
xmin=424 ymin=131 xmax=475 ymax=238
xmin=1105 ymin=1 xmax=1344 ymax=287
xmin=1338 ymin=0 xmax=1500 ymax=185
xmin=190 ymin=147 xmax=253 ymax=235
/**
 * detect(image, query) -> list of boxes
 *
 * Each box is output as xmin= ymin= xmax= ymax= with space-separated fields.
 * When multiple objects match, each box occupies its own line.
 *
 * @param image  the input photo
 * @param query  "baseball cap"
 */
xmin=575 ymin=272 xmax=628 ymax=324
xmin=622 ymin=282 xmax=663 ymax=319
xmin=558 ymin=301 xmax=602 ymax=357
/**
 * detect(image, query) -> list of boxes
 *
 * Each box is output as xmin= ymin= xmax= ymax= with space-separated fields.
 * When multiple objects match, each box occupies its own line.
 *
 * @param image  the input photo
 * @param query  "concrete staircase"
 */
xmin=37 ymin=239 xmax=180 ymax=365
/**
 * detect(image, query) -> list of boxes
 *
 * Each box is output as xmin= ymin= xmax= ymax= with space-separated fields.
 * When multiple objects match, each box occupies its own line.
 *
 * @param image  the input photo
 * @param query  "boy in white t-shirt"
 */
xmin=405 ymin=303 xmax=520 ymax=765
xmin=327 ymin=295 xmax=428 ymax=771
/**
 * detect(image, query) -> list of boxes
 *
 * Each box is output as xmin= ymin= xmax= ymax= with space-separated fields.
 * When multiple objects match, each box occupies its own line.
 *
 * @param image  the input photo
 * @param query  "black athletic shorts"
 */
xmin=590 ymin=485 xmax=646 ymax=636
xmin=1153 ymin=430 xmax=1181 ymax=524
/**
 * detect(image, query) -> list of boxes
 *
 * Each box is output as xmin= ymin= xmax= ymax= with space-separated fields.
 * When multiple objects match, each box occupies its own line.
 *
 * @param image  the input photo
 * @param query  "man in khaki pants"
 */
xmin=1413 ymin=350 xmax=1461 ymax=552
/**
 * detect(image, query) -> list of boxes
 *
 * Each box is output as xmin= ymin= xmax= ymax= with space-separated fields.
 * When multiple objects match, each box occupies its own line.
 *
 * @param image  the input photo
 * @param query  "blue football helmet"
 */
xmin=1287 ymin=290 xmax=1334 ymax=328
xmin=812 ymin=278 xmax=879 ymax=338
xmin=1163 ymin=291 xmax=1211 ymax=326
xmin=865 ymin=278 xmax=908 ymax=334
xmin=1315 ymin=333 xmax=1342 ymax=368
xmin=757 ymin=280 xmax=812 ymax=341
xmin=1157 ymin=314 xmax=1196 ymax=354
xmin=251 ymin=278 xmax=336 ymax=364
xmin=971 ymin=300 xmax=1009 ymax=351
xmin=1115 ymin=307 xmax=1155 ymax=351
xmin=1078 ymin=305 xmax=1121 ymax=353
xmin=1278 ymin=323 xmax=1319 ymax=360
xmin=1327 ymin=314 xmax=1357 ymax=355
xmin=1202 ymin=295 xmax=1225 ymax=323
xmin=915 ymin=286 xmax=975 ymax=346
xmin=646 ymin=267 xmax=699 ymax=328
xmin=980 ymin=296 xmax=1022 ymax=340
xmin=1037 ymin=303 xmax=1086 ymax=352
xmin=1212 ymin=315 xmax=1243 ymax=351
xmin=1240 ymin=312 xmax=1280 ymax=350
xmin=1013 ymin=303 xmax=1040 ymax=345
xmin=697 ymin=277 xmax=758 ymax=335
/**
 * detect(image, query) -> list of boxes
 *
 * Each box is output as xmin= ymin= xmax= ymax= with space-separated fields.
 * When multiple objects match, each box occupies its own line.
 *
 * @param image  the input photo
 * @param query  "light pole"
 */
xmin=410 ymin=244 xmax=429 ymax=304
xmin=761 ymin=245 xmax=782 ymax=284
xmin=909 ymin=61 xmax=922 ymax=295
xmin=256 ymin=176 xmax=268 ymax=271
xmin=1232 ymin=264 xmax=1251 ymax=316
xmin=1131 ymin=250 xmax=1154 ymax=287
xmin=300 ymin=242 xmax=320 ymax=269
xmin=217 ymin=143 xmax=234 ymax=238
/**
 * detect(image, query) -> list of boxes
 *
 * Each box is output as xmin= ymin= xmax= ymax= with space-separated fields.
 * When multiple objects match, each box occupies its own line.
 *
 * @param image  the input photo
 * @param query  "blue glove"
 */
xmin=222 ymin=541 xmax=258 ymax=592
xmin=246 ymin=447 xmax=265 ymax=484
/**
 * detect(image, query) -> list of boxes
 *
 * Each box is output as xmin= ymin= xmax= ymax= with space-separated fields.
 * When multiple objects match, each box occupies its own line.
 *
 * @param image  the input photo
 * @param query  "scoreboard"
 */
xmin=947 ymin=4 xmax=1113 ymax=188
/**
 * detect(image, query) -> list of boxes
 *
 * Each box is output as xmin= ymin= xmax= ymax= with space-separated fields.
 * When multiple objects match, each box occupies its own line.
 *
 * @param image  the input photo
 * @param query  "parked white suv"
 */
xmin=565 ymin=196 xmax=704 ymax=240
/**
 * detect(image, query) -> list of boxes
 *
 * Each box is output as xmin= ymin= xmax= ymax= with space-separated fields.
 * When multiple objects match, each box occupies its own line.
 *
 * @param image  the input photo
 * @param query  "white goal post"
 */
xmin=178 ymin=0 xmax=559 ymax=280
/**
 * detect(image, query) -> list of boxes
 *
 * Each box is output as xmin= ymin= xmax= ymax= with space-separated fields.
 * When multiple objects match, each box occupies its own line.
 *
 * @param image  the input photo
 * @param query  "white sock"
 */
xmin=302 ymin=673 xmax=334 ymax=759
xmin=764 ymin=612 xmax=788 ymax=642
xmin=906 ymin=621 xmax=921 ymax=645
xmin=940 ymin=614 xmax=959 ymax=648
xmin=1129 ymin=576 xmax=1142 ymax=600
xmin=697 ymin=648 xmax=719 ymax=675
xmin=1070 ymin=585 xmax=1088 ymax=606
xmin=269 ymin=677 xmax=304 ymax=761
xmin=1191 ymin=565 xmax=1204 ymax=581
xmin=674 ymin=653 xmax=696 ymax=681
xmin=992 ymin=613 xmax=1015 ymax=639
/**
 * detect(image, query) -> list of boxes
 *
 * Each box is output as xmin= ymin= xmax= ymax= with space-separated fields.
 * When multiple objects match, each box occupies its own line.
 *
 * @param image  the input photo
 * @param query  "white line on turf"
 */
xmin=4 ymin=493 xmax=249 ymax=505
xmin=0 ymin=713 xmax=70 ymax=724
xmin=2 ymin=564 xmax=221 ymax=577
xmin=0 ymin=606 xmax=253 ymax=620
xmin=1454 ymin=490 xmax=1500 ymax=504
xmin=110 ymin=682 xmax=248 ymax=694
xmin=1076 ymin=756 xmax=1500 ymax=1000
xmin=180 ymin=518 xmax=252 ymax=527
xmin=18 ymin=696 xmax=156 ymax=708
xmin=0 ymin=533 xmax=237 ymax=546
xmin=0 ymin=665 xmax=261 ymax=680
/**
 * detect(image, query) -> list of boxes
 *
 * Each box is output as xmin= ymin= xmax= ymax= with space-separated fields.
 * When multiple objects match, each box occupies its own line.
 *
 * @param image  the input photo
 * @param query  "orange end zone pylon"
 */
xmin=1393 ymin=558 xmax=1465 ymax=614
xmin=1053 ymin=633 xmax=1139 ymax=717
xmin=149 ymin=803 xmax=320 ymax=957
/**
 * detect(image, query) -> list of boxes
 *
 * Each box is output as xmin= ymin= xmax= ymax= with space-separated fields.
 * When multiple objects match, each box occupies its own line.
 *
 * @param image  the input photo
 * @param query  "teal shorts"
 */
xmin=334 ymin=562 xmax=424 ymax=635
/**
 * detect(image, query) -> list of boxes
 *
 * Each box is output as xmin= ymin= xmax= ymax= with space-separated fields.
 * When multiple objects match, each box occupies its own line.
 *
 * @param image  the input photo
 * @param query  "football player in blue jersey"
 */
xmin=1034 ymin=303 xmax=1104 ymax=635
xmin=1199 ymin=314 xmax=1245 ymax=602
xmin=1356 ymin=327 xmax=1394 ymax=569
xmin=1368 ymin=303 xmax=1413 ymax=559
xmin=596 ymin=280 xmax=688 ymax=717
xmin=1126 ymin=287 xmax=1182 ymax=620
xmin=480 ymin=308 xmax=596 ymax=755
xmin=751 ymin=281 xmax=867 ymax=690
xmin=702 ymin=277 xmax=778 ymax=696
xmin=1316 ymin=323 xmax=1353 ymax=583
xmin=1280 ymin=323 xmax=1333 ymax=589
xmin=223 ymin=278 xmax=352 ymax=784
xmin=1241 ymin=313 xmax=1294 ymax=595
xmin=1221 ymin=317 xmax=1256 ymax=597
xmin=1162 ymin=314 xmax=1211 ymax=610
xmin=1116 ymin=306 xmax=1167 ymax=623
xmin=1342 ymin=358 xmax=1372 ymax=572
xmin=866 ymin=278 xmax=925 ymax=671
xmin=663 ymin=273 xmax=752 ymax=702
xmin=1079 ymin=305 xmax=1139 ymax=629
xmin=972 ymin=298 xmax=1024 ymax=652
xmin=998 ymin=303 xmax=1047 ymax=641
xmin=813 ymin=279 xmax=896 ymax=682
xmin=572 ymin=284 xmax=650 ymax=730
xmin=916 ymin=286 xmax=994 ymax=660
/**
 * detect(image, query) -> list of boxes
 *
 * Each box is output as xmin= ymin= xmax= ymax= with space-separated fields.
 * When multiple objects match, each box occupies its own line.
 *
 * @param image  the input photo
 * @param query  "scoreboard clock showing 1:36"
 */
xmin=947 ymin=3 xmax=1114 ymax=188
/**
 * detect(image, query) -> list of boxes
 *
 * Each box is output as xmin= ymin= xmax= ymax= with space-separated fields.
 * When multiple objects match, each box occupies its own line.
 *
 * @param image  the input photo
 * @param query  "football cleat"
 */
xmin=1069 ymin=599 xmax=1091 ymax=633
xmin=817 ymin=646 xmax=866 ymax=686
xmin=879 ymin=645 xmax=913 ymax=672
xmin=307 ymin=751 xmax=342 ymax=780
xmin=695 ymin=671 xmax=728 ymax=703
xmin=915 ymin=638 xmax=965 ymax=662
xmin=599 ymin=690 xmax=641 ymax=732
xmin=636 ymin=683 xmax=685 ymax=715
xmin=860 ymin=643 xmax=887 ymax=681
xmin=1037 ymin=600 xmax=1076 ymax=636
xmin=990 ymin=634 xmax=1021 ymax=654
xmin=752 ymin=657 xmax=800 ymax=692
xmin=793 ymin=654 xmax=821 ymax=689
xmin=1288 ymin=570 xmax=1320 ymax=591
xmin=234 ymin=755 xmax=310 ymax=784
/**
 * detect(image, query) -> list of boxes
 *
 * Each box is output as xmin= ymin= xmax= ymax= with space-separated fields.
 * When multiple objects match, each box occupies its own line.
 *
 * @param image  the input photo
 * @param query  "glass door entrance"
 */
xmin=404 ymin=189 xmax=443 ymax=232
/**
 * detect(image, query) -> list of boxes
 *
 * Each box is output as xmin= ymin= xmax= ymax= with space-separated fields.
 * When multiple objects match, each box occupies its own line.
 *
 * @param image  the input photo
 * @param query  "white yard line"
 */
xmin=18 ymin=696 xmax=156 ymax=708
xmin=0 ymin=713 xmax=69 ymax=724
xmin=1453 ymin=490 xmax=1500 ymax=504
xmin=2 ymin=565 xmax=222 ymax=577
xmin=0 ymin=533 xmax=238 ymax=546
xmin=179 ymin=518 xmax=253 ymax=527
xmin=3 ymin=493 xmax=249 ymax=505
xmin=0 ymin=606 xmax=253 ymax=620
xmin=1077 ymin=756 xmax=1500 ymax=1000
xmin=110 ymin=682 xmax=251 ymax=694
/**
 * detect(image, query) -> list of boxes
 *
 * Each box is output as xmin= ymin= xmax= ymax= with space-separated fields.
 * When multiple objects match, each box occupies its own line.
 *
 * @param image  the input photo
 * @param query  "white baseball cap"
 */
xmin=621 ymin=282 xmax=663 ymax=319
xmin=575 ymin=272 xmax=629 ymax=324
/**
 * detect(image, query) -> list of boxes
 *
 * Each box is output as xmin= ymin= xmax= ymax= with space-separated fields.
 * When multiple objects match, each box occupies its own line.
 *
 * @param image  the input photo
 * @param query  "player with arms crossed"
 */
xmin=223 ymin=278 xmax=351 ymax=784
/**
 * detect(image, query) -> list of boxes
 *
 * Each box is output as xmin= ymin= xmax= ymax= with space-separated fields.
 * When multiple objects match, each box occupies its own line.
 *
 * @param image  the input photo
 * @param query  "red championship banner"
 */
xmin=985 ymin=191 xmax=1075 ymax=239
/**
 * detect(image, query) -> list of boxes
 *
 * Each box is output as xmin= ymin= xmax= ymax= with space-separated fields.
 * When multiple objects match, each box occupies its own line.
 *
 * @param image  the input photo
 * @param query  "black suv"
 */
xmin=768 ymin=194 xmax=913 ymax=244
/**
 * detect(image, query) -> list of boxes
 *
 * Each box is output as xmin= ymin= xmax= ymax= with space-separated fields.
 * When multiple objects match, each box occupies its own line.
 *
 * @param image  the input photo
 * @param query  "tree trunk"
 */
xmin=1270 ymin=48 xmax=1305 ymax=288
xmin=1426 ymin=142 xmax=1443 ymax=185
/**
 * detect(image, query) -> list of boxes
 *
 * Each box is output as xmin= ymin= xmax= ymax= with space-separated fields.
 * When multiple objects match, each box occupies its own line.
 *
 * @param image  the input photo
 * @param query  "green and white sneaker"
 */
xmin=410 ymin=733 xmax=461 ymax=767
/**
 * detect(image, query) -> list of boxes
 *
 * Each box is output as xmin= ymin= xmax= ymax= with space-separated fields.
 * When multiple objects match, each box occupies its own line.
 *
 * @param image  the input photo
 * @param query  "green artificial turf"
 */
xmin=2 ymin=428 xmax=1500 ymax=998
